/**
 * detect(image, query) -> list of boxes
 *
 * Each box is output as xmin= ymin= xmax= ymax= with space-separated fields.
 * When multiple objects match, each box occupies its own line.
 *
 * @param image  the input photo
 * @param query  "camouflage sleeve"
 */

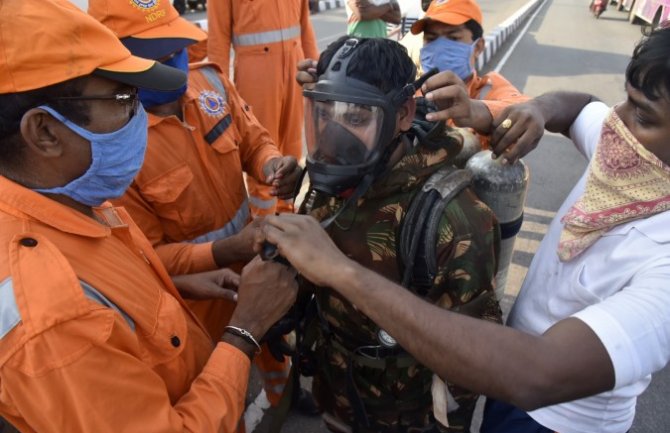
xmin=431 ymin=187 xmax=501 ymax=323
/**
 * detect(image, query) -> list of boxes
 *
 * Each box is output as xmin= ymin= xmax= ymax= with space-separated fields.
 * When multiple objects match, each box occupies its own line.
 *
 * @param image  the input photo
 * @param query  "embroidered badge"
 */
xmin=198 ymin=90 xmax=226 ymax=117
xmin=130 ymin=0 xmax=160 ymax=11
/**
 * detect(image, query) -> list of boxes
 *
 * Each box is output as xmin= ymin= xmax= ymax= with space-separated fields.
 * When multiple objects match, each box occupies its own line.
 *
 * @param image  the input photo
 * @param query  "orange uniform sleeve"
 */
xmin=223 ymin=75 xmax=284 ymax=183
xmin=300 ymin=0 xmax=319 ymax=60
xmin=479 ymin=72 xmax=530 ymax=120
xmin=116 ymin=186 xmax=217 ymax=275
xmin=2 ymin=313 xmax=250 ymax=433
xmin=207 ymin=0 xmax=233 ymax=77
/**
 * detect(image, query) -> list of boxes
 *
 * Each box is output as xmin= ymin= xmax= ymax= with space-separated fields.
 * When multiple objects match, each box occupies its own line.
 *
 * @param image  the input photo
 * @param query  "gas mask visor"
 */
xmin=302 ymin=38 xmax=424 ymax=196
xmin=303 ymin=78 xmax=398 ymax=196
xmin=305 ymin=98 xmax=385 ymax=167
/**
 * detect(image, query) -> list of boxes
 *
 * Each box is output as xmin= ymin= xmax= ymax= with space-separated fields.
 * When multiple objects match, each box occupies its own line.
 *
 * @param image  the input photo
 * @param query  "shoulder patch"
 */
xmin=199 ymin=90 xmax=227 ymax=118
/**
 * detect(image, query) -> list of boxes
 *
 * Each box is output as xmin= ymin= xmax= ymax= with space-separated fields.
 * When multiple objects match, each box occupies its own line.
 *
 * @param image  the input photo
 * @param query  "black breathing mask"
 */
xmin=303 ymin=38 xmax=434 ymax=197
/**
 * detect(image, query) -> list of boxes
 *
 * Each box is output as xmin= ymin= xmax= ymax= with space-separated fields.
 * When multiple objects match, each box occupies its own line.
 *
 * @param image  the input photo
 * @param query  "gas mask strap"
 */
xmin=390 ymin=67 xmax=438 ymax=106
xmin=289 ymin=166 xmax=309 ymax=204
xmin=319 ymin=172 xmax=375 ymax=229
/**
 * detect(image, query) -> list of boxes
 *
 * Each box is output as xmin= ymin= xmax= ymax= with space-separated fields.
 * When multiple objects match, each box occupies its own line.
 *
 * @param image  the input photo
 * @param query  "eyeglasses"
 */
xmin=54 ymin=91 xmax=139 ymax=108
xmin=52 ymin=90 xmax=140 ymax=118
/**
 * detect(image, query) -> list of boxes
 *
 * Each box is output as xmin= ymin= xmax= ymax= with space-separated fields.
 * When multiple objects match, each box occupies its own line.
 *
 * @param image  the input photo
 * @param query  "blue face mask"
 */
xmin=138 ymin=49 xmax=189 ymax=108
xmin=34 ymin=105 xmax=148 ymax=207
xmin=420 ymin=37 xmax=476 ymax=81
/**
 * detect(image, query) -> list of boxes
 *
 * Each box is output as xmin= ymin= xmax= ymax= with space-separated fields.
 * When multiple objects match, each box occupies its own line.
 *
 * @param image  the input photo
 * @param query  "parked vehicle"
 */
xmin=615 ymin=0 xmax=669 ymax=28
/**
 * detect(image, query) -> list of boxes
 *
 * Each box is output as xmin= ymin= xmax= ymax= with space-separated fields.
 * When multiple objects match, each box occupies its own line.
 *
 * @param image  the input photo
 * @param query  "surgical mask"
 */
xmin=34 ymin=105 xmax=148 ymax=207
xmin=420 ymin=37 xmax=476 ymax=81
xmin=138 ymin=49 xmax=189 ymax=108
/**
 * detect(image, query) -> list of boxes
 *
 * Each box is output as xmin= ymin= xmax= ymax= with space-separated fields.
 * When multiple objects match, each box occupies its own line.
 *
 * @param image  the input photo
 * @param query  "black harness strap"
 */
xmin=400 ymin=166 xmax=473 ymax=294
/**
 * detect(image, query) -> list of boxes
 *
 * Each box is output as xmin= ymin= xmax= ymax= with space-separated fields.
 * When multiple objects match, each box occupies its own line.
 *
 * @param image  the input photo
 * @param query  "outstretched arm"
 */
xmin=257 ymin=213 xmax=616 ymax=411
xmin=489 ymin=91 xmax=598 ymax=164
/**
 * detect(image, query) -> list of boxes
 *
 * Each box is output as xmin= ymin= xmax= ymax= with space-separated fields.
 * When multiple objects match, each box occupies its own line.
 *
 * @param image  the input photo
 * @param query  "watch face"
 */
xmin=377 ymin=329 xmax=398 ymax=348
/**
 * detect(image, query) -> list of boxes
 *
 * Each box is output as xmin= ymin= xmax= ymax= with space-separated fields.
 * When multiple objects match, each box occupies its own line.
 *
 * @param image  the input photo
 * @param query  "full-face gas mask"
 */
xmin=303 ymin=38 xmax=421 ymax=197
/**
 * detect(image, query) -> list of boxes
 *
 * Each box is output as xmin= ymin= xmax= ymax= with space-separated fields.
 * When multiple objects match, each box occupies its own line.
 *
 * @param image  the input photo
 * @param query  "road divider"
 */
xmin=477 ymin=0 xmax=545 ymax=70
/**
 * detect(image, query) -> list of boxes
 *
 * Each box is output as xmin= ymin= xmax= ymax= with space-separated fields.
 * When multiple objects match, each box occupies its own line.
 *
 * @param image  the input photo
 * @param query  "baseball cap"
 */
xmin=0 ymin=0 xmax=186 ymax=94
xmin=89 ymin=0 xmax=207 ymax=60
xmin=411 ymin=0 xmax=483 ymax=34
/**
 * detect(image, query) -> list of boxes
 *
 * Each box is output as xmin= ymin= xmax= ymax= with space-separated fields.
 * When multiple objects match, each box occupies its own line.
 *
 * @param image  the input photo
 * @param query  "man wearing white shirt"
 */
xmin=258 ymin=26 xmax=670 ymax=433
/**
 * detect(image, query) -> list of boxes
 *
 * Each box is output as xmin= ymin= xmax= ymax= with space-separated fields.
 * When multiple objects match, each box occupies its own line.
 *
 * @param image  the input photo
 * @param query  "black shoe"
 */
xmin=292 ymin=388 xmax=321 ymax=416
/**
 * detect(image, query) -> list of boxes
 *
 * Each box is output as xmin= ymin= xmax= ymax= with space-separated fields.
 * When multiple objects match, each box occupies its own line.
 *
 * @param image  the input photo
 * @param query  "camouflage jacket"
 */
xmin=301 ymin=142 xmax=502 ymax=433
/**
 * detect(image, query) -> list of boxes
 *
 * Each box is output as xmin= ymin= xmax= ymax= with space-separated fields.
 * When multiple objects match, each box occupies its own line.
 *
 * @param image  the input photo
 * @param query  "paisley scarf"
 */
xmin=558 ymin=108 xmax=670 ymax=261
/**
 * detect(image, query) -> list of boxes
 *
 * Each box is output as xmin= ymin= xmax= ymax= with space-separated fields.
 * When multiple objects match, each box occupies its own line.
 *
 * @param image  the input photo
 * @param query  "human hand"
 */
xmin=263 ymin=156 xmax=301 ymax=200
xmin=256 ymin=214 xmax=351 ymax=287
xmin=296 ymin=58 xmax=318 ymax=87
xmin=172 ymin=269 xmax=240 ymax=301
xmin=421 ymin=71 xmax=495 ymax=134
xmin=421 ymin=71 xmax=473 ymax=124
xmin=490 ymin=102 xmax=546 ymax=164
xmin=212 ymin=218 xmax=263 ymax=267
xmin=229 ymin=256 xmax=298 ymax=339
xmin=234 ymin=217 xmax=263 ymax=261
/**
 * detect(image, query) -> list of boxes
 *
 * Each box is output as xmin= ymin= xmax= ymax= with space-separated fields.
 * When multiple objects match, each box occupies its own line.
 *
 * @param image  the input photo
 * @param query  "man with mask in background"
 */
xmin=0 ymin=0 xmax=298 ymax=431
xmin=402 ymin=0 xmax=527 ymax=148
xmin=88 ymin=0 xmax=300 ymax=416
xmin=291 ymin=36 xmax=501 ymax=433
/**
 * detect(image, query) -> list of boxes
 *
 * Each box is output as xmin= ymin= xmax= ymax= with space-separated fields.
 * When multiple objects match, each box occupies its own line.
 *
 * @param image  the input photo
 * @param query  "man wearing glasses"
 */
xmin=0 ymin=0 xmax=298 ymax=431
xmin=88 ymin=0 xmax=303 ymax=415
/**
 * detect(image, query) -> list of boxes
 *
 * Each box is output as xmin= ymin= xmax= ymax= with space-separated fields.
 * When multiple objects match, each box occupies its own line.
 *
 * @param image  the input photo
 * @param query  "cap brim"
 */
xmin=94 ymin=58 xmax=187 ymax=91
xmin=121 ymin=16 xmax=207 ymax=60
xmin=411 ymin=14 xmax=471 ymax=34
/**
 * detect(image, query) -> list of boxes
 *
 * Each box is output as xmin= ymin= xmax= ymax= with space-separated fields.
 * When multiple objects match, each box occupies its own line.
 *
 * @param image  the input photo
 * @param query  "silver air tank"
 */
xmin=452 ymin=128 xmax=482 ymax=168
xmin=465 ymin=150 xmax=529 ymax=302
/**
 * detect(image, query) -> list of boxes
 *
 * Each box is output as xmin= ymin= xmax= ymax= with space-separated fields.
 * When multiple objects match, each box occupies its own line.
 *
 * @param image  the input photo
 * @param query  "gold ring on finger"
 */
xmin=501 ymin=118 xmax=513 ymax=129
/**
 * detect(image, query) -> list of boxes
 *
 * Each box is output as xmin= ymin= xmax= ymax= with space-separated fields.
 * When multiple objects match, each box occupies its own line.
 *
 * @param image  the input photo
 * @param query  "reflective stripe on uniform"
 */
xmin=0 ymin=277 xmax=135 ymax=338
xmin=0 ymin=278 xmax=21 ymax=339
xmin=200 ymin=66 xmax=228 ymax=100
xmin=249 ymin=195 xmax=277 ymax=210
xmin=267 ymin=383 xmax=286 ymax=395
xmin=260 ymin=370 xmax=290 ymax=380
xmin=233 ymin=25 xmax=301 ymax=47
xmin=80 ymin=281 xmax=135 ymax=332
xmin=478 ymin=82 xmax=493 ymax=100
xmin=187 ymin=199 xmax=250 ymax=244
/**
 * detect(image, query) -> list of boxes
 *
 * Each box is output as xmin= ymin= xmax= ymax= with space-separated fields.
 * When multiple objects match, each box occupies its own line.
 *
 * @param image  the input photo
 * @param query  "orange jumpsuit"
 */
xmin=0 ymin=176 xmax=249 ymax=433
xmin=207 ymin=0 xmax=319 ymax=215
xmin=113 ymin=62 xmax=289 ymax=406
xmin=433 ymin=70 xmax=528 ymax=149
xmin=466 ymin=70 xmax=529 ymax=148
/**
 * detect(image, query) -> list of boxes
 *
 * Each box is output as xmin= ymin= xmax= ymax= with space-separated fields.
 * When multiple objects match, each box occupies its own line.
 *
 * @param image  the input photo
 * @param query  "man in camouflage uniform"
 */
xmin=297 ymin=36 xmax=502 ymax=433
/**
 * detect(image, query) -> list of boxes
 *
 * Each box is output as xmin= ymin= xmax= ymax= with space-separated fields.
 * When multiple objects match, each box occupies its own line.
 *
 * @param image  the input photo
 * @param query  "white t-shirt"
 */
xmin=508 ymin=102 xmax=670 ymax=433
